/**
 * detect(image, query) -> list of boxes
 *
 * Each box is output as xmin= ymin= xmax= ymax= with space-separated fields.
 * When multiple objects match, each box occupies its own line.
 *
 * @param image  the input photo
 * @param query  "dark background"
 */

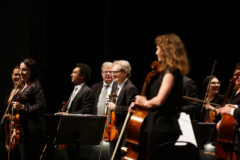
xmin=1 ymin=1 xmax=240 ymax=113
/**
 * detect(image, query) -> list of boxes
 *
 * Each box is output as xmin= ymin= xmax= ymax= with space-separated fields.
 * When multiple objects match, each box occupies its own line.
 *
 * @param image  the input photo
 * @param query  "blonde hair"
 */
xmin=155 ymin=33 xmax=190 ymax=75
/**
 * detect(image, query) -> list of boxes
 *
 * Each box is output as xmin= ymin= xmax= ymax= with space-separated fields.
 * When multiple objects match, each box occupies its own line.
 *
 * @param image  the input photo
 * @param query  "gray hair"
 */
xmin=113 ymin=60 xmax=131 ymax=77
xmin=101 ymin=62 xmax=113 ymax=71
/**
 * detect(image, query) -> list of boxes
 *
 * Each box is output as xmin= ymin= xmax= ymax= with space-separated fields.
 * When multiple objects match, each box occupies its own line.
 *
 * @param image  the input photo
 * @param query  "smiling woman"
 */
xmin=11 ymin=58 xmax=47 ymax=160
xmin=201 ymin=75 xmax=224 ymax=123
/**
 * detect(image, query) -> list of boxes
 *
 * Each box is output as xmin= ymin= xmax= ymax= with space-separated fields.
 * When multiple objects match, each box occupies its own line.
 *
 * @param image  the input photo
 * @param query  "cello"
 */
xmin=215 ymin=63 xmax=240 ymax=160
xmin=111 ymin=61 xmax=160 ymax=160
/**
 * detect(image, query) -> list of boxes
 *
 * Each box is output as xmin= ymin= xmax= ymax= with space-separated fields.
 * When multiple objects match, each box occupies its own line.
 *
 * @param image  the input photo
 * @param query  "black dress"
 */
xmin=19 ymin=82 xmax=47 ymax=160
xmin=144 ymin=66 xmax=183 ymax=158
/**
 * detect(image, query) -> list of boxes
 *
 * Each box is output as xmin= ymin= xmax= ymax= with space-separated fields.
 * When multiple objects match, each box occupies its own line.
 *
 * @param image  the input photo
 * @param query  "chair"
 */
xmin=150 ymin=141 xmax=200 ymax=160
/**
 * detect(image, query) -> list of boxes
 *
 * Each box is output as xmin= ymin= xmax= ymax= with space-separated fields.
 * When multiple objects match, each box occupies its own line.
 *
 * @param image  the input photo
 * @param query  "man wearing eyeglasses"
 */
xmin=92 ymin=61 xmax=117 ymax=115
xmin=107 ymin=60 xmax=139 ymax=160
xmin=91 ymin=61 xmax=117 ymax=160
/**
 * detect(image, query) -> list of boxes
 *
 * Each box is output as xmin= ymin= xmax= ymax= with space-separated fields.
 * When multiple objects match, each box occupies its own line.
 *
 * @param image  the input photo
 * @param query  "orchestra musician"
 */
xmin=107 ymin=60 xmax=138 ymax=159
xmin=201 ymin=75 xmax=224 ymax=123
xmin=91 ymin=61 xmax=117 ymax=160
xmin=11 ymin=58 xmax=47 ymax=160
xmin=129 ymin=33 xmax=190 ymax=159
xmin=217 ymin=67 xmax=240 ymax=160
xmin=0 ymin=65 xmax=23 ymax=160
xmin=57 ymin=63 xmax=95 ymax=160
xmin=92 ymin=62 xmax=116 ymax=115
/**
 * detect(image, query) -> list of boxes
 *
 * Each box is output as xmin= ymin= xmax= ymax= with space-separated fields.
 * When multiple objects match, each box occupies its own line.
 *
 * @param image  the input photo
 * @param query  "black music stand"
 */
xmin=192 ymin=121 xmax=216 ymax=150
xmin=43 ymin=114 xmax=106 ymax=145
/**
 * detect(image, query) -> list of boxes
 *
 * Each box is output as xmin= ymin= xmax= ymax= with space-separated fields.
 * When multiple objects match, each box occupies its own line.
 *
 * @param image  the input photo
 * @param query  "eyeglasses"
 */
xmin=102 ymin=71 xmax=112 ymax=74
xmin=210 ymin=82 xmax=220 ymax=85
xmin=112 ymin=70 xmax=122 ymax=74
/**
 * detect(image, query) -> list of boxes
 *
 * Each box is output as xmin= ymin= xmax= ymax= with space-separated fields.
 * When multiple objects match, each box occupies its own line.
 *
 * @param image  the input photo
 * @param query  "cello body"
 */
xmin=215 ymin=64 xmax=240 ymax=160
xmin=215 ymin=114 xmax=236 ymax=160
xmin=122 ymin=108 xmax=148 ymax=160
xmin=122 ymin=61 xmax=160 ymax=160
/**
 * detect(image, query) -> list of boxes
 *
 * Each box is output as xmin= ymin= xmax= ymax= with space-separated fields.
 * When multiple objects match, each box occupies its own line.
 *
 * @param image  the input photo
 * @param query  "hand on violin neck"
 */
xmin=12 ymin=102 xmax=24 ymax=110
xmin=10 ymin=129 xmax=16 ymax=144
xmin=4 ymin=113 xmax=13 ymax=120
xmin=107 ymin=102 xmax=116 ymax=111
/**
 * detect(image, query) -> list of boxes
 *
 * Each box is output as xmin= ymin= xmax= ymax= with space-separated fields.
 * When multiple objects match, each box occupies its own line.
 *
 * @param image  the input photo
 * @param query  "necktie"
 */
xmin=66 ymin=86 xmax=79 ymax=112
xmin=97 ymin=84 xmax=110 ymax=115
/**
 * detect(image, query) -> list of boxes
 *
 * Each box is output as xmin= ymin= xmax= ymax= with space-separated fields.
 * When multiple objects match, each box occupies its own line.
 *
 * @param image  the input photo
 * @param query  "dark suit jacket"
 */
xmin=229 ymin=89 xmax=240 ymax=120
xmin=91 ymin=81 xmax=117 ymax=114
xmin=68 ymin=83 xmax=95 ymax=114
xmin=182 ymin=76 xmax=201 ymax=121
xmin=234 ymin=108 xmax=240 ymax=120
xmin=111 ymin=79 xmax=138 ymax=131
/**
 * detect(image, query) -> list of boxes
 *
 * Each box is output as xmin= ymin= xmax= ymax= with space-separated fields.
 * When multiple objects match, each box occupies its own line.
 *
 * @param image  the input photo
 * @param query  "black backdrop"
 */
xmin=1 ymin=1 xmax=240 ymax=113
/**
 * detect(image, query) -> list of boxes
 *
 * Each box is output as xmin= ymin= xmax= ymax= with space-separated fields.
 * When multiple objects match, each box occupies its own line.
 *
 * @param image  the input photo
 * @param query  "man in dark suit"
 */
xmin=90 ymin=61 xmax=116 ymax=160
xmin=56 ymin=63 xmax=95 ymax=160
xmin=107 ymin=60 xmax=138 ymax=159
xmin=91 ymin=61 xmax=116 ymax=115
xmin=64 ymin=63 xmax=95 ymax=114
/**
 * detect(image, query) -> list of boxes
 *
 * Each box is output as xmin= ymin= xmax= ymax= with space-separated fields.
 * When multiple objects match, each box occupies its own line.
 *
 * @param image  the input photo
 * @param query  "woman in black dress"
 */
xmin=130 ymin=33 xmax=190 ymax=159
xmin=12 ymin=58 xmax=46 ymax=160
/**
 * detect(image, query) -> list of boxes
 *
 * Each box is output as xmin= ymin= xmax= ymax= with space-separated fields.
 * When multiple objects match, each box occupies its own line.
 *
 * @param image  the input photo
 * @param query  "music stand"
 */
xmin=43 ymin=114 xmax=107 ymax=145
xmin=192 ymin=121 xmax=216 ymax=150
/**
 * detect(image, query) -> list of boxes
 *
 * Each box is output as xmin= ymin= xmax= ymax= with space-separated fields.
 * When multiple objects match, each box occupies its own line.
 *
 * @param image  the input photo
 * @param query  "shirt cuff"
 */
xmin=230 ymin=108 xmax=235 ymax=116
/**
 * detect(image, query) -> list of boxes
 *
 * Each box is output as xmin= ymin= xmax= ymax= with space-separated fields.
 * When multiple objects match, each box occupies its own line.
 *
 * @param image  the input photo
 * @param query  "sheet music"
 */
xmin=177 ymin=112 xmax=197 ymax=147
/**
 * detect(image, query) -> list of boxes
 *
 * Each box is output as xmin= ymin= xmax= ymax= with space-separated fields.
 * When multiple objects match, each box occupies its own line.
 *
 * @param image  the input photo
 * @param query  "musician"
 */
xmin=0 ymin=65 xmax=22 ymax=160
xmin=130 ymin=33 xmax=190 ymax=159
xmin=92 ymin=61 xmax=116 ymax=115
xmin=11 ymin=58 xmax=47 ymax=160
xmin=201 ymin=75 xmax=224 ymax=123
xmin=91 ymin=61 xmax=117 ymax=160
xmin=62 ymin=63 xmax=95 ymax=114
xmin=57 ymin=63 xmax=95 ymax=160
xmin=107 ymin=60 xmax=138 ymax=159
xmin=218 ymin=67 xmax=240 ymax=160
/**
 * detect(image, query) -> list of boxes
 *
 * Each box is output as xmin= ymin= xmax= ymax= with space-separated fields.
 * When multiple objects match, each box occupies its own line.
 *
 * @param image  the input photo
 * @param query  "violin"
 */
xmin=103 ymin=93 xmax=118 ymax=142
xmin=204 ymin=97 xmax=216 ymax=123
xmin=215 ymin=63 xmax=240 ymax=160
xmin=5 ymin=81 xmax=22 ymax=152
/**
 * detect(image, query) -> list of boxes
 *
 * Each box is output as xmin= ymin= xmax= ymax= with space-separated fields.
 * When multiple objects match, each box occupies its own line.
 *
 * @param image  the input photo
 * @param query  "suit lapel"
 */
xmin=116 ymin=80 xmax=129 ymax=104
xmin=69 ymin=84 xmax=86 ymax=112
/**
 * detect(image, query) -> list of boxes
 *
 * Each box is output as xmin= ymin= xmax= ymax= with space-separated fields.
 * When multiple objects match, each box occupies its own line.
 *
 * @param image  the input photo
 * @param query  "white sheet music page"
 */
xmin=177 ymin=112 xmax=197 ymax=147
